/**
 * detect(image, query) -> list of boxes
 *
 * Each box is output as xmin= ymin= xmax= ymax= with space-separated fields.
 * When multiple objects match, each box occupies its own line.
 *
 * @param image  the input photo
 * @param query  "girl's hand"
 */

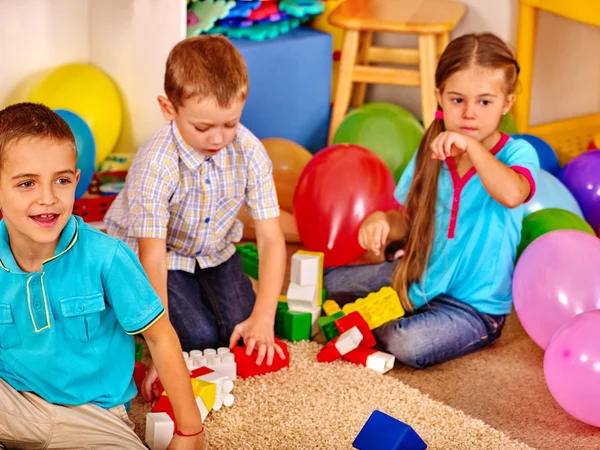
xmin=430 ymin=131 xmax=471 ymax=160
xmin=358 ymin=211 xmax=390 ymax=256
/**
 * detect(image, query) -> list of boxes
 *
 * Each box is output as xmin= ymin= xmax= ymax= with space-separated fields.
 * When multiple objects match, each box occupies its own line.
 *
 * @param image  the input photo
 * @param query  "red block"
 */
xmin=151 ymin=394 xmax=173 ymax=414
xmin=133 ymin=361 xmax=146 ymax=392
xmin=231 ymin=340 xmax=290 ymax=379
xmin=342 ymin=347 xmax=378 ymax=365
xmin=335 ymin=311 xmax=376 ymax=349
xmin=316 ymin=339 xmax=343 ymax=363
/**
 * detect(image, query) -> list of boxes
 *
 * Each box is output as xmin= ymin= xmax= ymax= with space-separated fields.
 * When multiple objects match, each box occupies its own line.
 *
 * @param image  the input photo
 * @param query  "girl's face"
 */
xmin=436 ymin=65 xmax=515 ymax=148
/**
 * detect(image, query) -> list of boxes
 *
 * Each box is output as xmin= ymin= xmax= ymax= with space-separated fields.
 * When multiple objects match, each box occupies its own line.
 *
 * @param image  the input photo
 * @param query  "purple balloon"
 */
xmin=544 ymin=310 xmax=600 ymax=427
xmin=558 ymin=150 xmax=600 ymax=233
xmin=513 ymin=230 xmax=600 ymax=349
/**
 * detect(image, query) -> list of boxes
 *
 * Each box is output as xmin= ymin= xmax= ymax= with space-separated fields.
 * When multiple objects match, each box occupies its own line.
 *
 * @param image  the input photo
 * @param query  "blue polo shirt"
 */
xmin=396 ymin=134 xmax=539 ymax=315
xmin=0 ymin=216 xmax=164 ymax=408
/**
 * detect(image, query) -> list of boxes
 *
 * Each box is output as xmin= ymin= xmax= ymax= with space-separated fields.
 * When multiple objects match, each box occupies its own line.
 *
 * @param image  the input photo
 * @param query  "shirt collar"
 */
xmin=171 ymin=121 xmax=227 ymax=171
xmin=0 ymin=215 xmax=79 ymax=273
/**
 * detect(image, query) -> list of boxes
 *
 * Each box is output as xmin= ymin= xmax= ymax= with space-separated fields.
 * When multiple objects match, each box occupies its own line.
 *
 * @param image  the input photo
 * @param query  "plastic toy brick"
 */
xmin=156 ymin=366 xmax=214 ymax=398
xmin=343 ymin=348 xmax=395 ymax=374
xmin=296 ymin=250 xmax=324 ymax=306
xmin=317 ymin=327 xmax=363 ymax=363
xmin=146 ymin=412 xmax=174 ymax=450
xmin=322 ymin=289 xmax=327 ymax=304
xmin=342 ymin=287 xmax=405 ymax=330
xmin=236 ymin=243 xmax=259 ymax=280
xmin=133 ymin=361 xmax=146 ymax=392
xmin=323 ymin=299 xmax=342 ymax=316
xmin=275 ymin=301 xmax=289 ymax=337
xmin=232 ymin=340 xmax=290 ymax=379
xmin=335 ymin=311 xmax=376 ymax=349
xmin=151 ymin=395 xmax=173 ymax=414
xmin=318 ymin=311 xmax=344 ymax=342
xmin=282 ymin=310 xmax=312 ymax=341
xmin=352 ymin=410 xmax=427 ymax=450
xmin=135 ymin=341 xmax=143 ymax=362
xmin=193 ymin=379 xmax=217 ymax=411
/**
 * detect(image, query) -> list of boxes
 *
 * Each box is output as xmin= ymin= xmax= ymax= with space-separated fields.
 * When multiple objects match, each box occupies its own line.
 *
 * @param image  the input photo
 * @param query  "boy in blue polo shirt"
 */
xmin=0 ymin=103 xmax=204 ymax=449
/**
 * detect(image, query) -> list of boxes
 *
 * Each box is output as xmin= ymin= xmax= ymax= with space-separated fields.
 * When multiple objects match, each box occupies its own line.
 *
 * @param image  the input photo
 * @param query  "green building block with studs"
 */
xmin=275 ymin=300 xmax=289 ymax=337
xmin=134 ymin=341 xmax=143 ymax=363
xmin=318 ymin=311 xmax=345 ymax=342
xmin=236 ymin=243 xmax=259 ymax=280
xmin=275 ymin=301 xmax=312 ymax=341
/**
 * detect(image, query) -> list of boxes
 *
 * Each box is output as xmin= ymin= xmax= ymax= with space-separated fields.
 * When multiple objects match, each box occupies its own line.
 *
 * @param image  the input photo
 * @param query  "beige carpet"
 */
xmin=131 ymin=341 xmax=532 ymax=449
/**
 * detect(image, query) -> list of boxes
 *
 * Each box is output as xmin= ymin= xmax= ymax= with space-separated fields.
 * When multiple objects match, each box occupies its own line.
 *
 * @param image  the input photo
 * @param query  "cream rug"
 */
xmin=131 ymin=341 xmax=533 ymax=449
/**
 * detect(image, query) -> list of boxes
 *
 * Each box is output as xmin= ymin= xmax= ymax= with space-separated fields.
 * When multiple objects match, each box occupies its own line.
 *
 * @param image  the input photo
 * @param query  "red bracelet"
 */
xmin=175 ymin=426 xmax=204 ymax=437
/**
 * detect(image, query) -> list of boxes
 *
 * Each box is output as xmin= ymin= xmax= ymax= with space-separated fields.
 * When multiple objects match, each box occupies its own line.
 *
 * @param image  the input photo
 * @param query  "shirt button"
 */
xmin=204 ymin=217 xmax=210 ymax=223
xmin=77 ymin=304 xmax=85 ymax=312
xmin=205 ymin=178 xmax=211 ymax=184
xmin=33 ymin=302 xmax=41 ymax=310
xmin=196 ymin=250 xmax=202 ymax=255
xmin=206 ymin=157 xmax=211 ymax=161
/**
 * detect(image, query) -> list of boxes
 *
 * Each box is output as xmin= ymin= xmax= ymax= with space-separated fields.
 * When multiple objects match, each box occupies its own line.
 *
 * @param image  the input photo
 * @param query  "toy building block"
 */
xmin=133 ymin=361 xmax=146 ymax=392
xmin=232 ymin=340 xmax=290 ymax=379
xmin=335 ymin=311 xmax=376 ymax=349
xmin=146 ymin=412 xmax=174 ymax=450
xmin=185 ymin=347 xmax=237 ymax=380
xmin=295 ymin=250 xmax=324 ymax=306
xmin=352 ymin=410 xmax=427 ymax=450
xmin=323 ymin=299 xmax=342 ymax=316
xmin=236 ymin=243 xmax=259 ymax=280
xmin=290 ymin=253 xmax=321 ymax=286
xmin=286 ymin=282 xmax=317 ymax=310
xmin=196 ymin=371 xmax=235 ymax=410
xmin=317 ymin=326 xmax=363 ymax=363
xmin=322 ymin=289 xmax=327 ymax=305
xmin=135 ymin=341 xmax=144 ymax=362
xmin=343 ymin=348 xmax=395 ymax=374
xmin=342 ymin=287 xmax=405 ymax=330
xmin=318 ymin=311 xmax=344 ymax=342
xmin=275 ymin=300 xmax=289 ymax=336
xmin=280 ymin=309 xmax=312 ymax=341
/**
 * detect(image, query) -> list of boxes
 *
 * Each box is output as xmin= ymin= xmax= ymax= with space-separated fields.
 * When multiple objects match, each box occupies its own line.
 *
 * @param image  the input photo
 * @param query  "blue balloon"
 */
xmin=524 ymin=170 xmax=584 ymax=218
xmin=54 ymin=109 xmax=96 ymax=199
xmin=512 ymin=134 xmax=560 ymax=175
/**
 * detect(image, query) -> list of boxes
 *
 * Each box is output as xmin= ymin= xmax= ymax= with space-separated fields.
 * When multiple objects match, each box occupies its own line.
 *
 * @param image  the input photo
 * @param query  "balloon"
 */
xmin=54 ymin=109 xmax=96 ymax=200
xmin=516 ymin=208 xmax=595 ymax=259
xmin=558 ymin=150 xmax=600 ymax=233
xmin=499 ymin=111 xmax=517 ymax=134
xmin=261 ymin=138 xmax=313 ymax=213
xmin=294 ymin=144 xmax=398 ymax=267
xmin=513 ymin=230 xmax=600 ymax=349
xmin=512 ymin=134 xmax=560 ymax=175
xmin=544 ymin=310 xmax=600 ymax=427
xmin=359 ymin=102 xmax=417 ymax=121
xmin=524 ymin=170 xmax=583 ymax=219
xmin=333 ymin=105 xmax=424 ymax=182
xmin=28 ymin=63 xmax=123 ymax=168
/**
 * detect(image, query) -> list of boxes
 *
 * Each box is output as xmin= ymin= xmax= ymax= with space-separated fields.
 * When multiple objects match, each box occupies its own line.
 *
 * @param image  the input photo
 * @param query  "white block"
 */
xmin=335 ymin=327 xmax=363 ymax=356
xmin=196 ymin=396 xmax=209 ymax=422
xmin=192 ymin=355 xmax=207 ymax=369
xmin=223 ymin=393 xmax=234 ymax=407
xmin=366 ymin=351 xmax=395 ymax=374
xmin=207 ymin=355 xmax=221 ymax=371
xmin=184 ymin=357 xmax=193 ymax=371
xmin=291 ymin=254 xmax=320 ymax=286
xmin=182 ymin=351 xmax=189 ymax=359
xmin=218 ymin=353 xmax=237 ymax=381
xmin=189 ymin=350 xmax=203 ymax=359
xmin=213 ymin=397 xmax=223 ymax=411
xmin=146 ymin=412 xmax=173 ymax=450
xmin=203 ymin=348 xmax=217 ymax=357
xmin=286 ymin=282 xmax=317 ymax=305
xmin=221 ymin=378 xmax=234 ymax=394
xmin=217 ymin=347 xmax=230 ymax=355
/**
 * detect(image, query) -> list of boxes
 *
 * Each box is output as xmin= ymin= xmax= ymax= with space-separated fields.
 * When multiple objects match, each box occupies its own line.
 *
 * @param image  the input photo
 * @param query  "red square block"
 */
xmin=335 ymin=311 xmax=376 ymax=348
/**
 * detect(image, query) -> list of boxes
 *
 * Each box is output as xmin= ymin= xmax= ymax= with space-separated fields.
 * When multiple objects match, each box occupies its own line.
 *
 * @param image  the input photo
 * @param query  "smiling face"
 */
xmin=0 ymin=137 xmax=79 ymax=253
xmin=436 ymin=64 xmax=515 ymax=149
xmin=159 ymin=95 xmax=245 ymax=157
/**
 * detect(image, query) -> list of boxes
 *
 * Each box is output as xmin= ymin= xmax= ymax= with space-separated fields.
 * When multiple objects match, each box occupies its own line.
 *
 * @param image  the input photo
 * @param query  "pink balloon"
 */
xmin=544 ymin=310 xmax=600 ymax=427
xmin=513 ymin=230 xmax=600 ymax=349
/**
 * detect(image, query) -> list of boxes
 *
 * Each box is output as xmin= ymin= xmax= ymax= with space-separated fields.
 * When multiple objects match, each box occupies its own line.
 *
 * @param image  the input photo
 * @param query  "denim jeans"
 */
xmin=167 ymin=252 xmax=255 ymax=352
xmin=323 ymin=260 xmax=506 ymax=369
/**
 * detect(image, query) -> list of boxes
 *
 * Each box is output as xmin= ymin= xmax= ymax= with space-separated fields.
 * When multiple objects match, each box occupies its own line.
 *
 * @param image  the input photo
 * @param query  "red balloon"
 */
xmin=293 ymin=144 xmax=399 ymax=267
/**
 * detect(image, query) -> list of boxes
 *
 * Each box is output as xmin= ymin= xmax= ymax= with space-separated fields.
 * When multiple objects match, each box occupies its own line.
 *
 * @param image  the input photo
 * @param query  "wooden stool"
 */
xmin=327 ymin=0 xmax=465 ymax=144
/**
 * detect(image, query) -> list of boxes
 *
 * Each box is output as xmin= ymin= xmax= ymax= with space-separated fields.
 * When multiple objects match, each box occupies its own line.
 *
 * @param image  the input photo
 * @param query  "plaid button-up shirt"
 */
xmin=105 ymin=121 xmax=279 ymax=272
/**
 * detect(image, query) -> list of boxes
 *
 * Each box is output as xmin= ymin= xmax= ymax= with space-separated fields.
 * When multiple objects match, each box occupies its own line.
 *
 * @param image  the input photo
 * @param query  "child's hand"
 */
xmin=430 ymin=131 xmax=470 ymax=160
xmin=168 ymin=433 xmax=205 ymax=450
xmin=358 ymin=211 xmax=390 ymax=256
xmin=141 ymin=361 xmax=161 ymax=403
xmin=229 ymin=314 xmax=286 ymax=365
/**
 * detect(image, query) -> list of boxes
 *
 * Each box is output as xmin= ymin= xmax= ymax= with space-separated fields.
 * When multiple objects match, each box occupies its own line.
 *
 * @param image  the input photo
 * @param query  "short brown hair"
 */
xmin=164 ymin=35 xmax=249 ymax=109
xmin=0 ymin=102 xmax=76 ymax=170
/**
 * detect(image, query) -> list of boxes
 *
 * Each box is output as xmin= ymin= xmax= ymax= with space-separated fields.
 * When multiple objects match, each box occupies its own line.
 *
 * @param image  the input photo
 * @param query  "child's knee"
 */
xmin=374 ymin=322 xmax=430 ymax=369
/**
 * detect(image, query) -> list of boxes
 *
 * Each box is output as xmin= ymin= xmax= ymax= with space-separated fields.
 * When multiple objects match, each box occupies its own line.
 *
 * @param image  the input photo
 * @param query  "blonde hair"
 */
xmin=164 ymin=35 xmax=249 ymax=108
xmin=392 ymin=33 xmax=520 ymax=313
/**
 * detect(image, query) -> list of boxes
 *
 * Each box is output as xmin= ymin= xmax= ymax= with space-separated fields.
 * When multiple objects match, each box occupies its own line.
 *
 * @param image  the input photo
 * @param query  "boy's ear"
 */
xmin=157 ymin=96 xmax=177 ymax=121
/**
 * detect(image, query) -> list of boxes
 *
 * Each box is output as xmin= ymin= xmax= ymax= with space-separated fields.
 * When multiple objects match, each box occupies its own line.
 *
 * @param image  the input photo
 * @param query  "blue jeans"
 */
xmin=167 ymin=253 xmax=255 ymax=352
xmin=323 ymin=260 xmax=506 ymax=369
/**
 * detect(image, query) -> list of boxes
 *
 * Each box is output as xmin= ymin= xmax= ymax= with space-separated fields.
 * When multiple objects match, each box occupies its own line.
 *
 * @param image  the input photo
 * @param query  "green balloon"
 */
xmin=333 ymin=107 xmax=424 ymax=182
xmin=500 ymin=111 xmax=517 ymax=134
xmin=359 ymin=102 xmax=418 ymax=121
xmin=517 ymin=208 xmax=596 ymax=260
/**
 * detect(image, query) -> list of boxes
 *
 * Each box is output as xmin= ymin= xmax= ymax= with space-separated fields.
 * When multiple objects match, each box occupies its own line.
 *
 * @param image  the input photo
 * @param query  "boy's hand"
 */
xmin=168 ymin=433 xmax=205 ymax=450
xmin=141 ymin=361 xmax=162 ymax=402
xmin=358 ymin=211 xmax=390 ymax=256
xmin=229 ymin=314 xmax=286 ymax=365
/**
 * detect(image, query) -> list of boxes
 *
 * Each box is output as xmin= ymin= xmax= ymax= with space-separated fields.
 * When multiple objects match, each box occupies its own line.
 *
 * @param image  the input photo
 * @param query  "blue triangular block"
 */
xmin=353 ymin=410 xmax=427 ymax=450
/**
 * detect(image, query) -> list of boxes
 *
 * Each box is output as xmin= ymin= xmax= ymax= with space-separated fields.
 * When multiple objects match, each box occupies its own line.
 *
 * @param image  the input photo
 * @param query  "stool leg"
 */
xmin=418 ymin=33 xmax=437 ymax=128
xmin=352 ymin=31 xmax=373 ymax=108
xmin=514 ymin=3 xmax=537 ymax=133
xmin=329 ymin=29 xmax=360 ymax=145
xmin=437 ymin=32 xmax=449 ymax=58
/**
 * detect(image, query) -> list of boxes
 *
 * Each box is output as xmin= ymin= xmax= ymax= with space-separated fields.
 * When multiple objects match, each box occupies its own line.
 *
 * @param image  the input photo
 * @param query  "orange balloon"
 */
xmin=261 ymin=138 xmax=313 ymax=213
xmin=238 ymin=208 xmax=301 ymax=244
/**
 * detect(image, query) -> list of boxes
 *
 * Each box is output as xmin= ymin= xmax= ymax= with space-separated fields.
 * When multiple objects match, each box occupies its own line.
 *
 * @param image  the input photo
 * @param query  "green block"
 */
xmin=282 ymin=311 xmax=311 ymax=342
xmin=134 ymin=341 xmax=143 ymax=363
xmin=236 ymin=243 xmax=259 ymax=280
xmin=321 ymin=289 xmax=327 ymax=304
xmin=318 ymin=311 xmax=345 ymax=342
xmin=275 ymin=301 xmax=289 ymax=337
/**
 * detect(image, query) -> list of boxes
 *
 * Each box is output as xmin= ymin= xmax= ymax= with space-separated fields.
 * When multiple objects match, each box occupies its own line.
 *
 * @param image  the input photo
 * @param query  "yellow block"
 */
xmin=342 ymin=287 xmax=405 ymax=330
xmin=162 ymin=378 xmax=217 ymax=412
xmin=296 ymin=250 xmax=324 ymax=306
xmin=323 ymin=299 xmax=342 ymax=316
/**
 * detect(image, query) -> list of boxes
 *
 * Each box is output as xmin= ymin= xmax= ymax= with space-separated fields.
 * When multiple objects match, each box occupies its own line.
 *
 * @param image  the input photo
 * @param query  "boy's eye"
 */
xmin=18 ymin=181 xmax=34 ymax=188
xmin=225 ymin=122 xmax=238 ymax=129
xmin=194 ymin=126 xmax=209 ymax=133
xmin=57 ymin=178 xmax=71 ymax=185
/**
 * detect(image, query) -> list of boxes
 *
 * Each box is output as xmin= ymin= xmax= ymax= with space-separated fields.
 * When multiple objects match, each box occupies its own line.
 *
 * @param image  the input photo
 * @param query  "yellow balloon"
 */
xmin=261 ymin=138 xmax=313 ymax=213
xmin=28 ymin=64 xmax=123 ymax=168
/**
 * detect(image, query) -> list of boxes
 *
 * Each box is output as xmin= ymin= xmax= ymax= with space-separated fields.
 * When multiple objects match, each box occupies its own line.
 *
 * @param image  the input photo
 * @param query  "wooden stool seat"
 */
xmin=327 ymin=0 xmax=465 ymax=144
